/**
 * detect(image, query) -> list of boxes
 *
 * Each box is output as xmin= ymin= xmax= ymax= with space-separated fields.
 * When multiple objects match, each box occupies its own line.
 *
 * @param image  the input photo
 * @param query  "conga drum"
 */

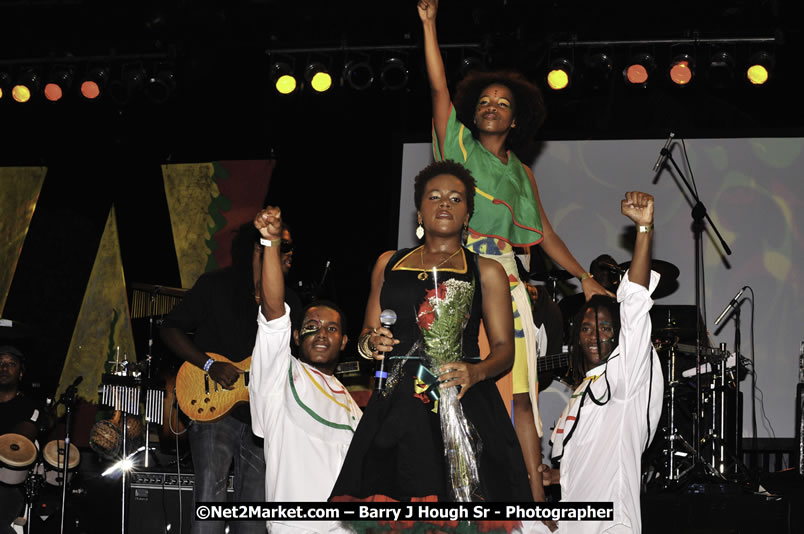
xmin=0 ymin=433 xmax=36 ymax=485
xmin=41 ymin=439 xmax=80 ymax=486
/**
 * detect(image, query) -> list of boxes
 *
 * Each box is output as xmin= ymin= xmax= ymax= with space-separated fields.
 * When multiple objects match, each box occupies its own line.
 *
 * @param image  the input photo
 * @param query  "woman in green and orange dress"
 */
xmin=418 ymin=0 xmax=612 ymax=505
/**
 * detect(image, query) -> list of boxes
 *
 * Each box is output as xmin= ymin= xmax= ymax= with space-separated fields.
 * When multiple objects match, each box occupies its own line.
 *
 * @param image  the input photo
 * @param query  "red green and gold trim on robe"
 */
xmin=432 ymin=105 xmax=544 ymax=248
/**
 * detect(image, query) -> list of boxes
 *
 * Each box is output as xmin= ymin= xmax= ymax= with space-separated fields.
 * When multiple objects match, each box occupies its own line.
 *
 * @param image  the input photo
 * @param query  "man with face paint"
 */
xmin=535 ymin=192 xmax=664 ymax=534
xmin=250 ymin=206 xmax=361 ymax=534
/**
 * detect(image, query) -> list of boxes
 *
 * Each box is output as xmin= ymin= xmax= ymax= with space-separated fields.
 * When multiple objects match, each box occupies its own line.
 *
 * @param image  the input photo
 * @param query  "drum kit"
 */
xmin=535 ymin=258 xmax=749 ymax=490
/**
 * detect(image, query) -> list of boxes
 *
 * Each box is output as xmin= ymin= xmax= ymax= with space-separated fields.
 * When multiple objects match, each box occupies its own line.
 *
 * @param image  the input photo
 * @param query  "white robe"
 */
xmin=549 ymin=271 xmax=665 ymax=534
xmin=250 ymin=304 xmax=362 ymax=533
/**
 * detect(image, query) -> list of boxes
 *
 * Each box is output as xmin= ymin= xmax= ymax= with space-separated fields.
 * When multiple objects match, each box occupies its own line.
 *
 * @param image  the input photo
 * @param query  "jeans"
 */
xmin=189 ymin=414 xmax=266 ymax=534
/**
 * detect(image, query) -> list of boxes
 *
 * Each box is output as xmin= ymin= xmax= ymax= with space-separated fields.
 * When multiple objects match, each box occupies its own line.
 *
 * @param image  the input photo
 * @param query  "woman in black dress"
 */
xmin=330 ymin=160 xmax=531 ymax=530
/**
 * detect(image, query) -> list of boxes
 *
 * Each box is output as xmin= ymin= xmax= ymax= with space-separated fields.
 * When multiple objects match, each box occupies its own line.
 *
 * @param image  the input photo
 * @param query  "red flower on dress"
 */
xmin=416 ymin=284 xmax=444 ymax=331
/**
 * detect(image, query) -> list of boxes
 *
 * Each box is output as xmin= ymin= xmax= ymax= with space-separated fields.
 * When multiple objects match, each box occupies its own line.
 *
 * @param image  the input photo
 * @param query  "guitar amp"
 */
xmin=128 ymin=472 xmax=234 ymax=534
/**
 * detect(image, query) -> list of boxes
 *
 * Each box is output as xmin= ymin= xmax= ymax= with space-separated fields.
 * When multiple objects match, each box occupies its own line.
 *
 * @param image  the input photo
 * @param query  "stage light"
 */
xmin=271 ymin=61 xmax=297 ymax=94
xmin=583 ymin=51 xmax=613 ymax=91
xmin=12 ymin=69 xmax=40 ymax=103
xmin=546 ymin=58 xmax=573 ymax=91
xmin=101 ymin=446 xmax=145 ymax=477
xmin=746 ymin=51 xmax=774 ymax=85
xmin=707 ymin=50 xmax=735 ymax=88
xmin=108 ymin=63 xmax=146 ymax=105
xmin=146 ymin=64 xmax=175 ymax=103
xmin=380 ymin=57 xmax=408 ymax=90
xmin=43 ymin=66 xmax=74 ymax=102
xmin=669 ymin=54 xmax=695 ymax=86
xmin=80 ymin=66 xmax=109 ymax=100
xmin=342 ymin=57 xmax=374 ymax=91
xmin=304 ymin=62 xmax=332 ymax=93
xmin=668 ymin=54 xmax=695 ymax=86
xmin=623 ymin=53 xmax=656 ymax=87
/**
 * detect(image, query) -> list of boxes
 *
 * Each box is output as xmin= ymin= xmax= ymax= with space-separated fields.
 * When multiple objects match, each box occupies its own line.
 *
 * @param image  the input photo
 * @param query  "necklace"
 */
xmin=418 ymin=246 xmax=461 ymax=280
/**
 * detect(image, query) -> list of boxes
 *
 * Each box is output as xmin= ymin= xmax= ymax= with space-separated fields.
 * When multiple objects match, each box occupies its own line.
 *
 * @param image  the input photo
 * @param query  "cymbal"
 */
xmin=652 ymin=326 xmax=697 ymax=344
xmin=0 ymin=317 xmax=36 ymax=340
xmin=527 ymin=270 xmax=573 ymax=283
xmin=619 ymin=259 xmax=680 ymax=299
xmin=653 ymin=326 xmax=696 ymax=335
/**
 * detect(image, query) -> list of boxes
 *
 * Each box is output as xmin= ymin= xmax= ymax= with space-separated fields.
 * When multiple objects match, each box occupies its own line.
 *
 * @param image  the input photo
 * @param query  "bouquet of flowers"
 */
xmin=416 ymin=274 xmax=481 ymax=502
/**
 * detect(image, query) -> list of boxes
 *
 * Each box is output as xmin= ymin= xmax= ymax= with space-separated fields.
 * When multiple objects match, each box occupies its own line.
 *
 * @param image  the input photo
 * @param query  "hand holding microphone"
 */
xmin=373 ymin=309 xmax=398 ymax=391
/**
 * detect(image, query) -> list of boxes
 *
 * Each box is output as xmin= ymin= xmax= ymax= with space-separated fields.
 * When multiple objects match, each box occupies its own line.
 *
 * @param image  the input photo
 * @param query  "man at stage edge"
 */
xmin=250 ymin=206 xmax=361 ymax=534
xmin=541 ymin=191 xmax=664 ymax=534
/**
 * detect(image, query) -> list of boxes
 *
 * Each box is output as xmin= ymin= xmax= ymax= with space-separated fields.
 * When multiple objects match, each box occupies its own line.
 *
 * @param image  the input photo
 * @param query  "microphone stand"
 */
xmin=659 ymin=148 xmax=731 ymax=483
xmin=56 ymin=383 xmax=79 ymax=534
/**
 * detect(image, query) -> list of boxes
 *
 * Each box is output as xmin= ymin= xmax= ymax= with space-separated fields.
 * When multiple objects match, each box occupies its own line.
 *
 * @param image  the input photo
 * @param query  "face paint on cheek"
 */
xmin=300 ymin=321 xmax=321 ymax=341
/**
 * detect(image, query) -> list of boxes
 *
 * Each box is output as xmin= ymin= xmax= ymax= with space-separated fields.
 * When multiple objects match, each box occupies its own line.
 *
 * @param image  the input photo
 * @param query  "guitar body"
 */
xmin=175 ymin=353 xmax=251 ymax=422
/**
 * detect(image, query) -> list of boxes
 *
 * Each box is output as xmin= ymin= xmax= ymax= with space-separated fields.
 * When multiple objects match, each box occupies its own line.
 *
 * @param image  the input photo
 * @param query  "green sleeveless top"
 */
xmin=432 ymin=105 xmax=544 ymax=247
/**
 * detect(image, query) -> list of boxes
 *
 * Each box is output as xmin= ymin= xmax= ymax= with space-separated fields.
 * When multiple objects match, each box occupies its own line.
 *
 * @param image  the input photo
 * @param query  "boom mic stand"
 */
xmin=657 ymin=145 xmax=732 ymax=484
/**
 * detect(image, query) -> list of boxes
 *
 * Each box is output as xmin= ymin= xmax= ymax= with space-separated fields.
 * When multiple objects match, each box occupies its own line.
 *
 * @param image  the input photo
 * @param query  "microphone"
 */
xmin=714 ymin=287 xmax=746 ymax=326
xmin=375 ymin=309 xmax=397 ymax=391
xmin=652 ymin=132 xmax=675 ymax=172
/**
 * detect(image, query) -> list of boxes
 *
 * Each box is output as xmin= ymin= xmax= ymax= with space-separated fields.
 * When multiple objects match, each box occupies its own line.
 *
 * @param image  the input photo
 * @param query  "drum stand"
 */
xmin=20 ymin=462 xmax=45 ymax=534
xmin=662 ymin=345 xmax=696 ymax=484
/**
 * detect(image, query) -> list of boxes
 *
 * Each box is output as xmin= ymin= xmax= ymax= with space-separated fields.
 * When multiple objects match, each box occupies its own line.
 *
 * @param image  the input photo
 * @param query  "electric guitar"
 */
xmin=175 ymin=353 xmax=251 ymax=422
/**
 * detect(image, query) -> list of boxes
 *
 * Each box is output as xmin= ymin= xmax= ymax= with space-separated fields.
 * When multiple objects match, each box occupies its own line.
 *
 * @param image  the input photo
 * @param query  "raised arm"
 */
xmin=254 ymin=206 xmax=285 ymax=321
xmin=524 ymin=165 xmax=613 ymax=300
xmin=418 ymin=0 xmax=451 ymax=149
xmin=620 ymin=191 xmax=653 ymax=288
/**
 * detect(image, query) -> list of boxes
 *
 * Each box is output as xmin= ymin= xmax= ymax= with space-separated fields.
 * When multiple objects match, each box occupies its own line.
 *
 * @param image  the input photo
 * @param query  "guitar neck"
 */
xmin=537 ymin=352 xmax=570 ymax=373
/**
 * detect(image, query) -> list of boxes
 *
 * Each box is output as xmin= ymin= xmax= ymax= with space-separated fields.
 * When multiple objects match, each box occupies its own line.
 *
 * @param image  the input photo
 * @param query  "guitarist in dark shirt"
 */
xmin=160 ymin=221 xmax=299 ymax=534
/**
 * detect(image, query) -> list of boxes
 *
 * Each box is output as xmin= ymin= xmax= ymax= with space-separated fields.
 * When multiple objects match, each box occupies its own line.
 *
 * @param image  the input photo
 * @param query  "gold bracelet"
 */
xmin=638 ymin=223 xmax=654 ymax=233
xmin=579 ymin=272 xmax=594 ymax=282
xmin=357 ymin=332 xmax=375 ymax=360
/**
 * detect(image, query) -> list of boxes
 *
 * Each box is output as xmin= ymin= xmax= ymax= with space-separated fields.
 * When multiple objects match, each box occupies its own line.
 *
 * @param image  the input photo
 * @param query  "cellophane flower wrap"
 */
xmin=416 ymin=274 xmax=481 ymax=502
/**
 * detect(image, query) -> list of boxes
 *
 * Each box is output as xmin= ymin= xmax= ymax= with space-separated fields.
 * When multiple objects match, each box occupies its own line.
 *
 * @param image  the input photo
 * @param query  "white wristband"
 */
xmin=203 ymin=358 xmax=215 ymax=373
xmin=260 ymin=238 xmax=281 ymax=247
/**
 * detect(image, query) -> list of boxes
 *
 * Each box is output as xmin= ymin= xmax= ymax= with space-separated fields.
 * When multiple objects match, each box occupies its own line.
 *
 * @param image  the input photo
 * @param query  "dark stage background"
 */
xmin=2 ymin=0 xmax=803 ymax=403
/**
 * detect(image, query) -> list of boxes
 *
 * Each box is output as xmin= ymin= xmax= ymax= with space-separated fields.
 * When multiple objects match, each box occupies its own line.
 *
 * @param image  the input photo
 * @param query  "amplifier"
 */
xmin=127 ymin=472 xmax=233 ymax=534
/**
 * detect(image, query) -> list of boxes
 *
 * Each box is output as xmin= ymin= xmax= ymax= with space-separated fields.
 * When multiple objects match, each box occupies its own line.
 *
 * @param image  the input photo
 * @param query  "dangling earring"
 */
xmin=416 ymin=219 xmax=424 ymax=240
xmin=462 ymin=223 xmax=469 ymax=245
